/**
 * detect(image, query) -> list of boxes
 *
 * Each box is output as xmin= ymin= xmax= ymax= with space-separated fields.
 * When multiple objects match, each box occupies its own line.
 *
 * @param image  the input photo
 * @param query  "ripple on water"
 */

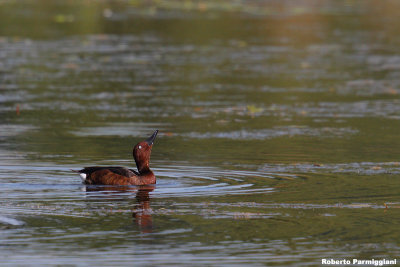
xmin=0 ymin=215 xmax=24 ymax=226
xmin=0 ymin=162 xmax=288 ymax=224
xmin=0 ymin=161 xmax=287 ymax=203
xmin=340 ymin=79 xmax=400 ymax=96
xmin=259 ymin=161 xmax=400 ymax=175
xmin=70 ymin=122 xmax=169 ymax=137
xmin=0 ymin=124 xmax=37 ymax=138
xmin=2 ymin=159 xmax=396 ymax=227
xmin=80 ymin=164 xmax=285 ymax=198
xmin=4 ymin=34 xmax=400 ymax=125
xmin=181 ymin=126 xmax=358 ymax=140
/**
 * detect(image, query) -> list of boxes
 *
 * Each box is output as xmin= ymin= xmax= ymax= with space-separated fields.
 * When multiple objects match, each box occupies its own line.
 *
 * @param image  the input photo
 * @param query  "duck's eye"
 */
xmin=138 ymin=145 xmax=142 ymax=149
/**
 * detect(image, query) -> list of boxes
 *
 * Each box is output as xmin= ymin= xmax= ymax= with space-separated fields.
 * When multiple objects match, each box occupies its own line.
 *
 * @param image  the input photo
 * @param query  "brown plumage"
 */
xmin=74 ymin=130 xmax=158 ymax=186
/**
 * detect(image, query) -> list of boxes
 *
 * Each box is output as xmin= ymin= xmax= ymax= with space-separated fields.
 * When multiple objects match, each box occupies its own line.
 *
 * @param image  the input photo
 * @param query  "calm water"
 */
xmin=1 ymin=1 xmax=400 ymax=265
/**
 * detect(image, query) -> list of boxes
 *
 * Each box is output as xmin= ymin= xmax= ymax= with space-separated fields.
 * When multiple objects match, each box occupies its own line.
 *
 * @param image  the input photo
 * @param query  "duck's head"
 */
xmin=133 ymin=130 xmax=158 ymax=173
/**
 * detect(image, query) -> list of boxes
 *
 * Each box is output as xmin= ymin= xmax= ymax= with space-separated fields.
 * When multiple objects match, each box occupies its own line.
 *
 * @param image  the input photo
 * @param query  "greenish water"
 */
xmin=1 ymin=1 xmax=400 ymax=265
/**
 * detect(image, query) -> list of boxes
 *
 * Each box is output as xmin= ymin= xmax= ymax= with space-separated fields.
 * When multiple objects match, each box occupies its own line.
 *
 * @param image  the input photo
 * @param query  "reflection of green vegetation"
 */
xmin=1 ymin=0 xmax=399 ymax=39
xmin=1 ymin=0 xmax=399 ymax=168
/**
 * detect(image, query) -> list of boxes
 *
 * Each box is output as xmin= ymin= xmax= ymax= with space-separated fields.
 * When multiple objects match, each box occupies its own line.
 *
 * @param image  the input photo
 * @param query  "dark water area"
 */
xmin=1 ymin=1 xmax=400 ymax=265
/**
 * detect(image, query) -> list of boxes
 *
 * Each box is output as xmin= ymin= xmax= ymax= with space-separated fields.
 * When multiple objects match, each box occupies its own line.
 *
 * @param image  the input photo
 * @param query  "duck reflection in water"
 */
xmin=84 ymin=185 xmax=154 ymax=233
xmin=132 ymin=185 xmax=153 ymax=233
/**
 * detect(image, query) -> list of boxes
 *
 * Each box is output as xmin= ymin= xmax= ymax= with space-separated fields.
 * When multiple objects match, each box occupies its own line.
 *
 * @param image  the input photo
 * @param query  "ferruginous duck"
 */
xmin=74 ymin=130 xmax=158 ymax=186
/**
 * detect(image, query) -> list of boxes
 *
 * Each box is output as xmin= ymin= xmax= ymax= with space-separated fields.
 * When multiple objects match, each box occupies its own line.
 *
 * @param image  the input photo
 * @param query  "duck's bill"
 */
xmin=145 ymin=130 xmax=158 ymax=145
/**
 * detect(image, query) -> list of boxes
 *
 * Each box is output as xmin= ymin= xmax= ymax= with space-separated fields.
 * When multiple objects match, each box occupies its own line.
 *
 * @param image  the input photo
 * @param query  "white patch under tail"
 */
xmin=79 ymin=173 xmax=87 ymax=182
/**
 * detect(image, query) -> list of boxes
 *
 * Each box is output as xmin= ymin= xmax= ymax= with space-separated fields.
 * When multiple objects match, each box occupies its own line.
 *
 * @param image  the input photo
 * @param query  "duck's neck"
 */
xmin=138 ymin=167 xmax=152 ymax=175
xmin=134 ymin=157 xmax=154 ymax=183
xmin=137 ymin=164 xmax=151 ymax=175
xmin=135 ymin=158 xmax=150 ymax=174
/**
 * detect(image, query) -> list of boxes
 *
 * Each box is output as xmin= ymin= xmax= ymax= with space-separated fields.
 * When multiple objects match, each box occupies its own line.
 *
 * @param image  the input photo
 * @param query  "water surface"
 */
xmin=1 ymin=1 xmax=400 ymax=265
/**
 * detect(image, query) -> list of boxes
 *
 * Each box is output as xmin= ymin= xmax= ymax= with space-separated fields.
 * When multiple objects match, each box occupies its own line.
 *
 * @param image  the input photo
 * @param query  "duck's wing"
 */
xmin=79 ymin=166 xmax=139 ymax=177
